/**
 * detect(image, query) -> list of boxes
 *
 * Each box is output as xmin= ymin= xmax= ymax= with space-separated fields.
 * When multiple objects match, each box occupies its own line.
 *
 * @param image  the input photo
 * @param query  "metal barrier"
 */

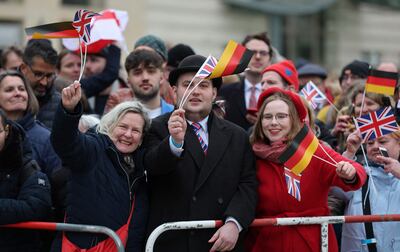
xmin=145 ymin=214 xmax=400 ymax=252
xmin=2 ymin=221 xmax=125 ymax=252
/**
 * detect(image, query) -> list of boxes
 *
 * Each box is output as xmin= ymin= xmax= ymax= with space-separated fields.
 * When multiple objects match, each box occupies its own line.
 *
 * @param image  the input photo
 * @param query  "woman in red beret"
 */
xmin=246 ymin=87 xmax=366 ymax=252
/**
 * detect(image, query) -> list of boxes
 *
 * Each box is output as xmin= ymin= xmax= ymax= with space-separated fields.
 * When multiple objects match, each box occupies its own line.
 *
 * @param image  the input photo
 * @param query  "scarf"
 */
xmin=252 ymin=139 xmax=288 ymax=163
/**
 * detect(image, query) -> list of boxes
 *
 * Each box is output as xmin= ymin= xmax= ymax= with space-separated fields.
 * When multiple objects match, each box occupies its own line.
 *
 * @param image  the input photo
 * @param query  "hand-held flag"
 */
xmin=365 ymin=69 xmax=398 ymax=95
xmin=278 ymin=124 xmax=320 ymax=176
xmin=72 ymin=9 xmax=98 ymax=44
xmin=300 ymin=81 xmax=327 ymax=110
xmin=355 ymin=106 xmax=399 ymax=142
xmin=25 ymin=22 xmax=78 ymax=39
xmin=208 ymin=40 xmax=254 ymax=79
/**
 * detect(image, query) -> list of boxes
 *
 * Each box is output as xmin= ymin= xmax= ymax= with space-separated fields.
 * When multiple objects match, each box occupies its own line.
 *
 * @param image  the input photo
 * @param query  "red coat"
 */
xmin=246 ymin=145 xmax=366 ymax=252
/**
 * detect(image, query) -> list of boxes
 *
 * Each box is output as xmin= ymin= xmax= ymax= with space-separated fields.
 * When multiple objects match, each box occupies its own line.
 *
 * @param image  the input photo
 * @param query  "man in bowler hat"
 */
xmin=143 ymin=55 xmax=258 ymax=252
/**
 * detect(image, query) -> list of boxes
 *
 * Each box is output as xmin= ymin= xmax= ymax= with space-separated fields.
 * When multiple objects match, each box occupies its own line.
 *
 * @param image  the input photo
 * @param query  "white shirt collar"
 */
xmin=187 ymin=116 xmax=209 ymax=133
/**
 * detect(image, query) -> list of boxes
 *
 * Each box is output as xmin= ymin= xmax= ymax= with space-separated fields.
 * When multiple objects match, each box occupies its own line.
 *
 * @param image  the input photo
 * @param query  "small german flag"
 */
xmin=278 ymin=124 xmax=319 ymax=175
xmin=25 ymin=22 xmax=78 ymax=39
xmin=365 ymin=69 xmax=398 ymax=95
xmin=208 ymin=40 xmax=254 ymax=79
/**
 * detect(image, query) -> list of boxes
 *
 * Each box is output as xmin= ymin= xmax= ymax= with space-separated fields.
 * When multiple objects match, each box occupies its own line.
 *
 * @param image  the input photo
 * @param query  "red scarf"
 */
xmin=252 ymin=139 xmax=288 ymax=163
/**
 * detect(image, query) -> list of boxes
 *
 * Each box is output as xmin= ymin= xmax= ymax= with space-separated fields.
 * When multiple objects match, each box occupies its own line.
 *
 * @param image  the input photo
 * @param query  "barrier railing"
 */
xmin=2 ymin=221 xmax=124 ymax=252
xmin=145 ymin=214 xmax=400 ymax=252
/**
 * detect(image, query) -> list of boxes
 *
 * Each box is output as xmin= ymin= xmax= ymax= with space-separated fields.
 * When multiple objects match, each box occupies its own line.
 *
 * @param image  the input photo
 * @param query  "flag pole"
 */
xmin=180 ymin=78 xmax=203 ymax=109
xmin=312 ymin=154 xmax=337 ymax=167
xmin=318 ymin=143 xmax=338 ymax=165
xmin=78 ymin=43 xmax=87 ymax=82
xmin=178 ymin=76 xmax=196 ymax=109
xmin=351 ymin=116 xmax=378 ymax=206
xmin=359 ymin=89 xmax=366 ymax=118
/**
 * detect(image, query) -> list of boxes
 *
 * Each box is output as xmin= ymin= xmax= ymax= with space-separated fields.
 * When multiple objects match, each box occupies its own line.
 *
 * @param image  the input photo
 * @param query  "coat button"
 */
xmin=6 ymin=174 xmax=10 ymax=179
xmin=192 ymin=196 xmax=197 ymax=202
xmin=217 ymin=197 xmax=223 ymax=204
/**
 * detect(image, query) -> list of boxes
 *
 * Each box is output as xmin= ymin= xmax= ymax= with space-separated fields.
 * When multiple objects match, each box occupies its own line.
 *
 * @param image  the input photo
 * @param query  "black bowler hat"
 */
xmin=168 ymin=55 xmax=222 ymax=89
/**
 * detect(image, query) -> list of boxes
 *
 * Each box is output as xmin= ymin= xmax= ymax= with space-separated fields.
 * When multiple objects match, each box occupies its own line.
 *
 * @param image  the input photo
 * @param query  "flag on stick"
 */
xmin=365 ymin=69 xmax=398 ymax=95
xmin=208 ymin=40 xmax=253 ymax=79
xmin=195 ymin=55 xmax=218 ymax=79
xmin=72 ymin=9 xmax=99 ymax=44
xmin=25 ymin=22 xmax=78 ymax=39
xmin=300 ymin=81 xmax=327 ymax=109
xmin=278 ymin=124 xmax=319 ymax=175
xmin=355 ymin=106 xmax=399 ymax=142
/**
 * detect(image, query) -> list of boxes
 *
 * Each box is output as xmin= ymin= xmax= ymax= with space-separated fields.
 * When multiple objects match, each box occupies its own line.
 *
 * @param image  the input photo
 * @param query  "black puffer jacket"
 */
xmin=0 ymin=122 xmax=52 ymax=252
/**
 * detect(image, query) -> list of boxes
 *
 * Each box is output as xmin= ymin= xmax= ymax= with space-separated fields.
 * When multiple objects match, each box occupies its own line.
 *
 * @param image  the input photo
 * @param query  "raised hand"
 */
xmin=62 ymin=81 xmax=82 ymax=112
xmin=375 ymin=156 xmax=400 ymax=179
xmin=168 ymin=109 xmax=187 ymax=145
xmin=343 ymin=130 xmax=362 ymax=159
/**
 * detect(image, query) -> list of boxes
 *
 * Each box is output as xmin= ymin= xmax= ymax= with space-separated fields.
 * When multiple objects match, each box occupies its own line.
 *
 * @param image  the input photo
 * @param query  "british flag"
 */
xmin=355 ymin=106 xmax=399 ymax=142
xmin=300 ymin=81 xmax=327 ymax=110
xmin=195 ymin=55 xmax=218 ymax=79
xmin=72 ymin=9 xmax=98 ymax=44
xmin=284 ymin=168 xmax=301 ymax=201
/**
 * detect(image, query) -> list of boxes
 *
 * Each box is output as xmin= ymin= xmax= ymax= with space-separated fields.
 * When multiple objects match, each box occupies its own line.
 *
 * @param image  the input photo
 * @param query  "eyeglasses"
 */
xmin=251 ymin=50 xmax=270 ymax=57
xmin=27 ymin=65 xmax=56 ymax=81
xmin=263 ymin=113 xmax=289 ymax=122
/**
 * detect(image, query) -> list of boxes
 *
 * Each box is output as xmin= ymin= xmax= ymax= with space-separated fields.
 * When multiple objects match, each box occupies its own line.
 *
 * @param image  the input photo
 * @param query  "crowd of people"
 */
xmin=0 ymin=30 xmax=399 ymax=252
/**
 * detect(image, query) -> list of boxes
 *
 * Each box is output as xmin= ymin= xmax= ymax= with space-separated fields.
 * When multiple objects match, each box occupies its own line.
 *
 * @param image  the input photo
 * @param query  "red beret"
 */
xmin=257 ymin=87 xmax=307 ymax=122
xmin=263 ymin=60 xmax=299 ymax=91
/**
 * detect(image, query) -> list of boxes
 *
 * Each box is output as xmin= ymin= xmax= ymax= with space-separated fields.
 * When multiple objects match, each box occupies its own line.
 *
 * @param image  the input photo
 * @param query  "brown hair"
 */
xmin=0 ymin=70 xmax=39 ymax=116
xmin=250 ymin=92 xmax=302 ymax=144
xmin=242 ymin=32 xmax=273 ymax=59
xmin=349 ymin=82 xmax=394 ymax=108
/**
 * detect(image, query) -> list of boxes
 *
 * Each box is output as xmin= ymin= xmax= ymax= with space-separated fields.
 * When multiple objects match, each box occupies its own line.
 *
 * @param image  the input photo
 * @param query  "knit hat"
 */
xmin=169 ymin=55 xmax=222 ymax=89
xmin=167 ymin=43 xmax=195 ymax=68
xmin=134 ymin=35 xmax=168 ymax=61
xmin=298 ymin=63 xmax=327 ymax=79
xmin=339 ymin=60 xmax=369 ymax=82
xmin=257 ymin=87 xmax=307 ymax=122
xmin=263 ymin=60 xmax=299 ymax=91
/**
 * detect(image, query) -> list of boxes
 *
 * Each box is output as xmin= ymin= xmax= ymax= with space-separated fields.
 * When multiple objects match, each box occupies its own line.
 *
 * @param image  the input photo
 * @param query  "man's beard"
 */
xmin=133 ymin=87 xmax=159 ymax=102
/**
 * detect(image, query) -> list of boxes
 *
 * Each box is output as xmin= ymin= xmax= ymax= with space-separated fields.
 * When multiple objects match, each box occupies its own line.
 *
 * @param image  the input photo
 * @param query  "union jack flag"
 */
xmin=72 ymin=9 xmax=98 ymax=44
xmin=284 ymin=168 xmax=301 ymax=201
xmin=355 ymin=106 xmax=399 ymax=142
xmin=300 ymin=81 xmax=327 ymax=110
xmin=195 ymin=55 xmax=218 ymax=79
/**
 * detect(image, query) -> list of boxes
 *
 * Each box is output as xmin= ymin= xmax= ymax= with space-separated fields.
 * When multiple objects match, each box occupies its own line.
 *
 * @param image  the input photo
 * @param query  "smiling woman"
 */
xmin=50 ymin=81 xmax=151 ymax=251
xmin=246 ymin=87 xmax=366 ymax=252
xmin=0 ymin=71 xmax=61 ymax=176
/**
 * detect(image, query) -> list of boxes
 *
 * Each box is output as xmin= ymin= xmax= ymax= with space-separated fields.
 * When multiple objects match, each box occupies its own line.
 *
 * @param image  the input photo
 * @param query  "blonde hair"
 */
xmin=97 ymin=101 xmax=151 ymax=138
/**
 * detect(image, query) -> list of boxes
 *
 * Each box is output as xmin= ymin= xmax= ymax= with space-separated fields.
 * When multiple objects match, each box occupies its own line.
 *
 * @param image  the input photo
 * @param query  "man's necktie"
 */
xmin=191 ymin=122 xmax=208 ymax=154
xmin=249 ymin=86 xmax=257 ymax=109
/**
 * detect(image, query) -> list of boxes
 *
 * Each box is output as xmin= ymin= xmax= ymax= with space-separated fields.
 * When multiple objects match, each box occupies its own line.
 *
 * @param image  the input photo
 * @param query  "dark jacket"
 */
xmin=37 ymin=86 xmax=62 ymax=129
xmin=0 ymin=122 xmax=52 ymax=252
xmin=50 ymin=104 xmax=148 ymax=252
xmin=143 ymin=112 xmax=258 ymax=252
xmin=17 ymin=112 xmax=61 ymax=176
xmin=218 ymin=77 xmax=253 ymax=130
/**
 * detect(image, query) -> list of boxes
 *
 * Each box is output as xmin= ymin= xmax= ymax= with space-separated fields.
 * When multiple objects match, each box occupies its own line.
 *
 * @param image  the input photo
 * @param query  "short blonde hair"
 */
xmin=97 ymin=101 xmax=151 ymax=138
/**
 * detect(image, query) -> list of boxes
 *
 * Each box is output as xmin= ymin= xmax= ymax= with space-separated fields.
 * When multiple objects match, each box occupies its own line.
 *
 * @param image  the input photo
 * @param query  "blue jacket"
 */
xmin=0 ymin=121 xmax=52 ymax=251
xmin=17 ymin=112 xmax=61 ymax=176
xmin=50 ymin=104 xmax=149 ymax=252
xmin=160 ymin=98 xmax=174 ymax=116
xmin=337 ymin=164 xmax=400 ymax=251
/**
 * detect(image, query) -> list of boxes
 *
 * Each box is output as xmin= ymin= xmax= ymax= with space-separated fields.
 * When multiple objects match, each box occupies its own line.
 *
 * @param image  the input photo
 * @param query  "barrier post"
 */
xmin=3 ymin=222 xmax=124 ymax=252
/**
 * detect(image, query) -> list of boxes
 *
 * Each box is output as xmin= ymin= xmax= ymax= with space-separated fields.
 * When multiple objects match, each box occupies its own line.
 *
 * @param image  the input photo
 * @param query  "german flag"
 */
xmin=278 ymin=125 xmax=319 ymax=175
xmin=25 ymin=22 xmax=78 ymax=39
xmin=365 ymin=69 xmax=398 ymax=95
xmin=208 ymin=40 xmax=254 ymax=79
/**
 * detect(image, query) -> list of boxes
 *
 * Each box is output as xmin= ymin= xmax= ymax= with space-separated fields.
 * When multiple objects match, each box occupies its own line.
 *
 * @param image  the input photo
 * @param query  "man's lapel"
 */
xmin=194 ymin=115 xmax=232 ymax=193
